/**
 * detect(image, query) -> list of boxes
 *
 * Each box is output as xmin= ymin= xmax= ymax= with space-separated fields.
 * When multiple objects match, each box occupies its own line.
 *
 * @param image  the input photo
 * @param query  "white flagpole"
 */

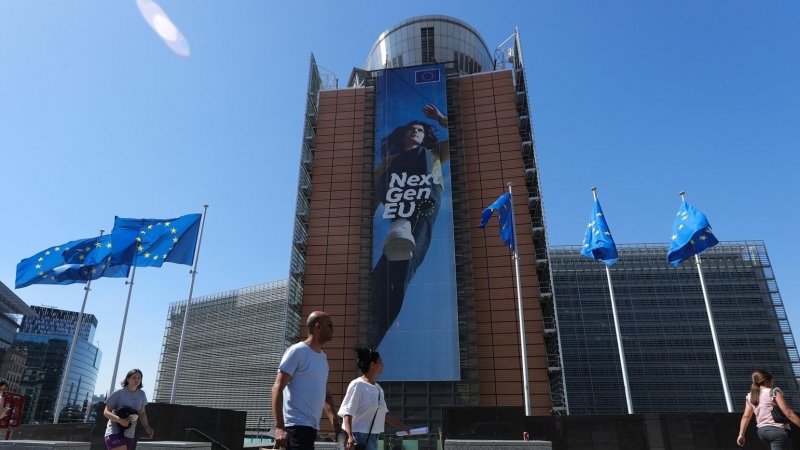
xmin=680 ymin=191 xmax=733 ymax=412
xmin=54 ymin=229 xmax=104 ymax=424
xmin=170 ymin=205 xmax=209 ymax=404
xmin=109 ymin=265 xmax=137 ymax=395
xmin=592 ymin=188 xmax=633 ymax=414
xmin=507 ymin=182 xmax=531 ymax=416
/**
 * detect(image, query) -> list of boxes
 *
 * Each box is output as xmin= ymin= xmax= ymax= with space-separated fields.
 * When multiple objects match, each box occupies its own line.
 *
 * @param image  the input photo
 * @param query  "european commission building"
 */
xmin=550 ymin=241 xmax=800 ymax=414
xmin=153 ymin=280 xmax=290 ymax=430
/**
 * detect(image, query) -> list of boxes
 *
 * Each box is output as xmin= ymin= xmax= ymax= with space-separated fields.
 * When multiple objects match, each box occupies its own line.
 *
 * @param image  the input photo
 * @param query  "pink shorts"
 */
xmin=104 ymin=433 xmax=134 ymax=450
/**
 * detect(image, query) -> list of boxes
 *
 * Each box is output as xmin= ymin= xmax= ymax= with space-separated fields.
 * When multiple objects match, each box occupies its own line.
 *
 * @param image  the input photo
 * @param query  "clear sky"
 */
xmin=1 ymin=1 xmax=798 ymax=401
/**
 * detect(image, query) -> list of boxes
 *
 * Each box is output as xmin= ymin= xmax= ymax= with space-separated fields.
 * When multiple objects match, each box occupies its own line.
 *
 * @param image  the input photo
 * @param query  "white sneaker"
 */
xmin=383 ymin=219 xmax=415 ymax=261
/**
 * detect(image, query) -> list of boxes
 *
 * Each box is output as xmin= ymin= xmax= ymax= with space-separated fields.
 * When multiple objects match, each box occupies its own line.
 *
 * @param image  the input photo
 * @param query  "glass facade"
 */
xmin=14 ymin=306 xmax=101 ymax=424
xmin=364 ymin=15 xmax=493 ymax=75
xmin=550 ymin=241 xmax=800 ymax=414
xmin=153 ymin=280 xmax=288 ymax=431
xmin=20 ymin=306 xmax=97 ymax=343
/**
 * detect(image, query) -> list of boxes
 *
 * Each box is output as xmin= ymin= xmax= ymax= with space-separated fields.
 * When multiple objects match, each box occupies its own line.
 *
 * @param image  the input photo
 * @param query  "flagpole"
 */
xmin=680 ymin=191 xmax=733 ymax=412
xmin=170 ymin=205 xmax=209 ymax=404
xmin=592 ymin=187 xmax=633 ymax=414
xmin=109 ymin=265 xmax=137 ymax=395
xmin=507 ymin=182 xmax=531 ymax=416
xmin=54 ymin=229 xmax=104 ymax=424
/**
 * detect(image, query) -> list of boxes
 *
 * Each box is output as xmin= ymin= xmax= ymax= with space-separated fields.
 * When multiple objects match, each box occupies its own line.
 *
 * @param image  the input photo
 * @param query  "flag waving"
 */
xmin=110 ymin=214 xmax=202 ymax=267
xmin=667 ymin=201 xmax=719 ymax=266
xmin=478 ymin=193 xmax=515 ymax=251
xmin=16 ymin=237 xmax=130 ymax=289
xmin=581 ymin=199 xmax=618 ymax=265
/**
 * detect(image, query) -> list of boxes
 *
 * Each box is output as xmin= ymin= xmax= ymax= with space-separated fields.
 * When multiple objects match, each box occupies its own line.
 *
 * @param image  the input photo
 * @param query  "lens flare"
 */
xmin=136 ymin=0 xmax=190 ymax=57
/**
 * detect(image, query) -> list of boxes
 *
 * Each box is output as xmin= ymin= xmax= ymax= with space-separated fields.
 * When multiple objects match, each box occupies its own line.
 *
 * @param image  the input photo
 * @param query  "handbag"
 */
xmin=770 ymin=388 xmax=791 ymax=424
xmin=353 ymin=390 xmax=382 ymax=450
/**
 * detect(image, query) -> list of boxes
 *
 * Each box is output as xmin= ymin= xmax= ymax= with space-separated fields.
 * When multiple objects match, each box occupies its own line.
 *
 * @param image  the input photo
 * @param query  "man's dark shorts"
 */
xmin=285 ymin=426 xmax=317 ymax=450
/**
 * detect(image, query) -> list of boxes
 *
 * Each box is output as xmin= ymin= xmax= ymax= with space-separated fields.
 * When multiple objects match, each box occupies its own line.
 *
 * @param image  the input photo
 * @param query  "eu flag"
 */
xmin=415 ymin=68 xmax=440 ymax=84
xmin=581 ymin=199 xmax=618 ymax=265
xmin=478 ymin=193 xmax=515 ymax=251
xmin=16 ymin=238 xmax=130 ymax=289
xmin=110 ymin=214 xmax=201 ymax=267
xmin=667 ymin=201 xmax=719 ymax=266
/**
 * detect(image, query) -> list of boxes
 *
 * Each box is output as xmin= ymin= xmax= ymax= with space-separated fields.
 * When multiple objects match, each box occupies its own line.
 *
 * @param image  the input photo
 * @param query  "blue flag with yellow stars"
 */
xmin=581 ymin=199 xmax=618 ymax=265
xmin=478 ymin=193 xmax=515 ymax=251
xmin=16 ymin=238 xmax=130 ymax=289
xmin=667 ymin=201 xmax=719 ymax=266
xmin=109 ymin=214 xmax=202 ymax=267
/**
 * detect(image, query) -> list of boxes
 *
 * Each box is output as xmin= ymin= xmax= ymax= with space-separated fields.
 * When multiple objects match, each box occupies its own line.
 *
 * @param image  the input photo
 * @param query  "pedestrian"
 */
xmin=738 ymin=369 xmax=800 ymax=448
xmin=339 ymin=347 xmax=410 ymax=450
xmin=0 ymin=379 xmax=8 ymax=420
xmin=272 ymin=311 xmax=342 ymax=450
xmin=104 ymin=369 xmax=154 ymax=450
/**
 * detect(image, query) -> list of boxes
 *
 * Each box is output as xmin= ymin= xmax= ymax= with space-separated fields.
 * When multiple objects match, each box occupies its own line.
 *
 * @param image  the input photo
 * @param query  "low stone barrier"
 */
xmin=136 ymin=442 xmax=212 ymax=450
xmin=446 ymin=440 xmax=552 ymax=450
xmin=0 ymin=441 xmax=90 ymax=450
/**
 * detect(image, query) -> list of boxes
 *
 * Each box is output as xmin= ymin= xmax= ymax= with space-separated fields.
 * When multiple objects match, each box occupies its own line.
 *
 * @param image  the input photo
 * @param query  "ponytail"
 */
xmin=750 ymin=369 xmax=773 ymax=406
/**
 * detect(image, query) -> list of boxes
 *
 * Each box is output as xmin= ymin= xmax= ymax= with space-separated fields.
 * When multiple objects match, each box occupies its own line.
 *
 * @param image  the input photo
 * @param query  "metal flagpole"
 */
xmin=507 ymin=182 xmax=531 ymax=416
xmin=170 ymin=205 xmax=209 ymax=403
xmin=54 ymin=229 xmax=104 ymax=424
xmin=592 ymin=188 xmax=633 ymax=414
xmin=109 ymin=265 xmax=137 ymax=395
xmin=680 ymin=191 xmax=733 ymax=412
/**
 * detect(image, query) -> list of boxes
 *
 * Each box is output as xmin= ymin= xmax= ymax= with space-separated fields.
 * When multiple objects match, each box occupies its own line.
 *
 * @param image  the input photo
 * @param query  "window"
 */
xmin=421 ymin=27 xmax=435 ymax=63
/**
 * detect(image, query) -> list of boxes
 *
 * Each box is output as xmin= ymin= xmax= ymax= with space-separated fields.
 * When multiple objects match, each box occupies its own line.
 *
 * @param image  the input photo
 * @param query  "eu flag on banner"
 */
xmin=16 ymin=238 xmax=130 ymax=289
xmin=580 ymin=199 xmax=618 ymax=265
xmin=415 ymin=68 xmax=440 ymax=84
xmin=667 ymin=201 xmax=719 ymax=266
xmin=478 ymin=193 xmax=515 ymax=251
xmin=110 ymin=214 xmax=201 ymax=267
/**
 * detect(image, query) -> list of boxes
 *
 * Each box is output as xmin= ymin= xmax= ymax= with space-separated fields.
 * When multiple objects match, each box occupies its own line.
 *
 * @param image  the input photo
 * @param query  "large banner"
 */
xmin=371 ymin=65 xmax=459 ymax=380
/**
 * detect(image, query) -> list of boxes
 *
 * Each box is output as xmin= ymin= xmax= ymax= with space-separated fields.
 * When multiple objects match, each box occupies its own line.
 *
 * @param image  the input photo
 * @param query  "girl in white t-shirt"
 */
xmin=738 ymin=369 xmax=800 ymax=449
xmin=338 ymin=348 xmax=411 ymax=450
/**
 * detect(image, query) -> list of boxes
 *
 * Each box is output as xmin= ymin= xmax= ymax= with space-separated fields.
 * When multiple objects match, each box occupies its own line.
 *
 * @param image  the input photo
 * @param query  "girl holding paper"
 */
xmin=338 ymin=348 xmax=411 ymax=450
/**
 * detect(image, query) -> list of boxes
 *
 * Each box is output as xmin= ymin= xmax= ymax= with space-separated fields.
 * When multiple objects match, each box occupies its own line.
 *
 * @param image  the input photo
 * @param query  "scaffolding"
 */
xmin=508 ymin=29 xmax=568 ymax=414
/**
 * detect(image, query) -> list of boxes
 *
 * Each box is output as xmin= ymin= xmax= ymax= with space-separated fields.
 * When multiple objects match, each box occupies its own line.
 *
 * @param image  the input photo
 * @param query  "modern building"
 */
xmin=0 ymin=281 xmax=35 ymax=393
xmin=153 ymin=280 xmax=289 ymax=431
xmin=549 ymin=241 xmax=800 ymax=414
xmin=0 ymin=347 xmax=27 ymax=393
xmin=286 ymin=16 xmax=563 ymax=448
xmin=14 ymin=306 xmax=102 ymax=424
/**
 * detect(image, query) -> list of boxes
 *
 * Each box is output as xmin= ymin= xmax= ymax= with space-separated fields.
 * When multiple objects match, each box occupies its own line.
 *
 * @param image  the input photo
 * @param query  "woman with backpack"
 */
xmin=738 ymin=369 xmax=800 ymax=448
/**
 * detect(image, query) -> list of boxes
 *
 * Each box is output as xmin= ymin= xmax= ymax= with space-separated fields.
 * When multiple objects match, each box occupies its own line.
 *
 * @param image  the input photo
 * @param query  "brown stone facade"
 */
xmin=300 ymin=69 xmax=550 ymax=424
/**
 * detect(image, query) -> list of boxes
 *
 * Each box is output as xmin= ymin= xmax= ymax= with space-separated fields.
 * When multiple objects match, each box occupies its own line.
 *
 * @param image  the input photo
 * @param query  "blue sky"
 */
xmin=1 ymin=1 xmax=798 ymax=400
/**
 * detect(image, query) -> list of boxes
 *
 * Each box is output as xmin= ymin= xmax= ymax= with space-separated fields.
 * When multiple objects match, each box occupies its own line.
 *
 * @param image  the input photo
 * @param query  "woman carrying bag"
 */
xmin=339 ymin=348 xmax=411 ymax=450
xmin=738 ymin=369 xmax=800 ymax=449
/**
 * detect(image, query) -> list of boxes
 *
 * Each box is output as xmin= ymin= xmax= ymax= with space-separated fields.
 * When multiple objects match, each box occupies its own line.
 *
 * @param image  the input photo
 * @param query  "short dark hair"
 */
xmin=0 ymin=379 xmax=8 ymax=388
xmin=120 ymin=369 xmax=144 ymax=390
xmin=354 ymin=347 xmax=380 ymax=374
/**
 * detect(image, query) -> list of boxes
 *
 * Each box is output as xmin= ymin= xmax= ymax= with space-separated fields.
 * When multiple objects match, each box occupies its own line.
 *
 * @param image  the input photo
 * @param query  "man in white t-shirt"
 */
xmin=272 ymin=311 xmax=341 ymax=450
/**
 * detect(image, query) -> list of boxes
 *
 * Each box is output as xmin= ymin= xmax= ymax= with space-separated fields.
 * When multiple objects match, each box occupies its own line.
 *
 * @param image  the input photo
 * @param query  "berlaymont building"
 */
xmin=153 ymin=15 xmax=799 ymax=448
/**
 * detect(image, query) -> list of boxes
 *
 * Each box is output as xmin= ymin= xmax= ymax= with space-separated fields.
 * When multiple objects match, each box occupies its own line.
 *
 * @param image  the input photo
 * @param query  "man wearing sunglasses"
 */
xmin=272 ymin=311 xmax=341 ymax=450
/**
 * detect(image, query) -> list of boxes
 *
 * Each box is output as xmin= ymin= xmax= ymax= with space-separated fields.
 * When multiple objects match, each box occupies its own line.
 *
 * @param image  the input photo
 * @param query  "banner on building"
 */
xmin=371 ymin=65 xmax=459 ymax=380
